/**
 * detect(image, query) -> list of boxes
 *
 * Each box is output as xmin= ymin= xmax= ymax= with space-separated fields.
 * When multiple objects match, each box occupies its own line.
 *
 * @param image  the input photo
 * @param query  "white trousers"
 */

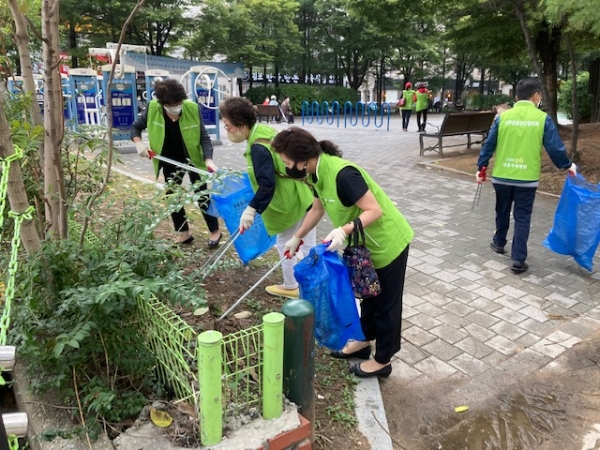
xmin=275 ymin=215 xmax=317 ymax=289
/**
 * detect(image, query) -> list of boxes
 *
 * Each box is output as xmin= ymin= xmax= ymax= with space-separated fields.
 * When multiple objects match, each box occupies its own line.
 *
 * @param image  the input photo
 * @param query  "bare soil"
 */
xmin=431 ymin=123 xmax=600 ymax=195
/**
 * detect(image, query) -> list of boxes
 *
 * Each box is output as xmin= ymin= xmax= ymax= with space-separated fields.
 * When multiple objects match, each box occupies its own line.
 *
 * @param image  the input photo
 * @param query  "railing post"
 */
xmin=198 ymin=330 xmax=223 ymax=446
xmin=262 ymin=312 xmax=285 ymax=419
xmin=281 ymin=299 xmax=315 ymax=426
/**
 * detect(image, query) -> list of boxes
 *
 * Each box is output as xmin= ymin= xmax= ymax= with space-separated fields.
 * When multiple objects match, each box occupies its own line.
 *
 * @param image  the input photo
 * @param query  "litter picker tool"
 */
xmin=148 ymin=150 xmax=212 ymax=176
xmin=198 ymin=229 xmax=242 ymax=281
xmin=217 ymin=241 xmax=303 ymax=321
xmin=471 ymin=166 xmax=486 ymax=212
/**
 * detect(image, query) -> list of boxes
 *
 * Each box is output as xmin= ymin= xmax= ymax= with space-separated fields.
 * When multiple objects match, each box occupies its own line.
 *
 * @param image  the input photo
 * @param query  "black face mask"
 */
xmin=286 ymin=163 xmax=307 ymax=179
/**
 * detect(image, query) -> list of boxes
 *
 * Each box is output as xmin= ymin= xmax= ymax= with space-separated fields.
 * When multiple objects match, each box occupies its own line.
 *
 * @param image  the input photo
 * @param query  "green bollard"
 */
xmin=198 ymin=330 xmax=223 ymax=446
xmin=262 ymin=312 xmax=285 ymax=419
xmin=281 ymin=299 xmax=315 ymax=426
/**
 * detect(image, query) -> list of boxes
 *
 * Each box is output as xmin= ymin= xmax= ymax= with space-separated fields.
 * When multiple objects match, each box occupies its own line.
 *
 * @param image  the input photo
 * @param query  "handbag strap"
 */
xmin=347 ymin=218 xmax=366 ymax=246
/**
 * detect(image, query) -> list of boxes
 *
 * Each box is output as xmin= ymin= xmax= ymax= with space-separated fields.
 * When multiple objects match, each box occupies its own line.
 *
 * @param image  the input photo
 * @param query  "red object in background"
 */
xmin=59 ymin=53 xmax=70 ymax=74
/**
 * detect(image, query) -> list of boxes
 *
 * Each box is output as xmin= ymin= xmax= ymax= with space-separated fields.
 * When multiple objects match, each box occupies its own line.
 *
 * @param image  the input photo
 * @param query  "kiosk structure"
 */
xmin=101 ymin=64 xmax=138 ymax=141
xmin=68 ymin=68 xmax=102 ymax=126
xmin=144 ymin=69 xmax=169 ymax=104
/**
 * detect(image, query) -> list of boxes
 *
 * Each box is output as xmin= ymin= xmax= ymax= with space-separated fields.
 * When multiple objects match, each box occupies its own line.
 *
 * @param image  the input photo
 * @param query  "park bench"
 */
xmin=419 ymin=111 xmax=496 ymax=158
xmin=255 ymin=104 xmax=282 ymax=123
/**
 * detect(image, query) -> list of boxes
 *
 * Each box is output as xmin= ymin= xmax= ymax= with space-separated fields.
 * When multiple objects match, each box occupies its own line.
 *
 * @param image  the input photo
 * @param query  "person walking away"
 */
xmin=130 ymin=78 xmax=221 ymax=247
xmin=415 ymin=83 xmax=429 ymax=132
xmin=400 ymin=82 xmax=416 ymax=131
xmin=281 ymin=96 xmax=294 ymax=123
xmin=219 ymin=97 xmax=317 ymax=299
xmin=476 ymin=77 xmax=576 ymax=273
xmin=272 ymin=127 xmax=414 ymax=378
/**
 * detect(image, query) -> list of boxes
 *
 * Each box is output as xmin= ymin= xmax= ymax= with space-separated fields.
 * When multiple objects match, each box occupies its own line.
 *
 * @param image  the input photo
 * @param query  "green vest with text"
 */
xmin=415 ymin=91 xmax=429 ymax=112
xmin=309 ymin=153 xmax=414 ymax=268
xmin=244 ymin=124 xmax=314 ymax=236
xmin=492 ymin=101 xmax=546 ymax=181
xmin=147 ymin=100 xmax=207 ymax=178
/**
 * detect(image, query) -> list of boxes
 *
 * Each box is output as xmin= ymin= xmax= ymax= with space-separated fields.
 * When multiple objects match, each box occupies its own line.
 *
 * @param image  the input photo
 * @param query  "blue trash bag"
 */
xmin=543 ymin=174 xmax=600 ymax=271
xmin=293 ymin=244 xmax=365 ymax=351
xmin=208 ymin=172 xmax=276 ymax=264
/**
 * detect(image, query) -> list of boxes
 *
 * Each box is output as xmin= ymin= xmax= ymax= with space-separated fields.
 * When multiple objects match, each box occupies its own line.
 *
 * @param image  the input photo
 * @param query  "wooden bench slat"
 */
xmin=419 ymin=111 xmax=496 ymax=158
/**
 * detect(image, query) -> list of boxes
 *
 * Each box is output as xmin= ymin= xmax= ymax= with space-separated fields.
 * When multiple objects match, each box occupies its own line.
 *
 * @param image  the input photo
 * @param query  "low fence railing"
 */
xmin=301 ymin=100 xmax=392 ymax=131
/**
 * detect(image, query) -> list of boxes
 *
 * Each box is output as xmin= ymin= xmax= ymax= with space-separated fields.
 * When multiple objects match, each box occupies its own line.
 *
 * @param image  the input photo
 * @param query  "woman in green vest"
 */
xmin=400 ymin=81 xmax=416 ymax=132
xmin=415 ymin=82 xmax=429 ymax=132
xmin=272 ymin=127 xmax=414 ymax=378
xmin=218 ymin=97 xmax=316 ymax=299
xmin=130 ymin=79 xmax=221 ymax=247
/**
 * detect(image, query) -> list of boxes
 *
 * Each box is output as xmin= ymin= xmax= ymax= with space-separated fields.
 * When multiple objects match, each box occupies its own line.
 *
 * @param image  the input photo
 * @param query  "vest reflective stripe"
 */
xmin=244 ymin=124 xmax=313 ymax=236
xmin=147 ymin=100 xmax=205 ymax=177
xmin=492 ymin=102 xmax=546 ymax=181
xmin=415 ymin=91 xmax=428 ymax=112
xmin=309 ymin=154 xmax=414 ymax=268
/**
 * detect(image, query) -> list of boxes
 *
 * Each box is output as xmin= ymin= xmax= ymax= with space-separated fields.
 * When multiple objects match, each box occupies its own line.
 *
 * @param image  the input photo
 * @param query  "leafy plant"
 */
xmin=558 ymin=71 xmax=593 ymax=123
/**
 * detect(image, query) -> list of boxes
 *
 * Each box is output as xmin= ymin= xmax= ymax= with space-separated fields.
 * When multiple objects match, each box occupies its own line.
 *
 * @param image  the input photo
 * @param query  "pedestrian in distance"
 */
xmin=130 ymin=78 xmax=222 ymax=247
xmin=218 ymin=97 xmax=317 ymax=299
xmin=272 ymin=127 xmax=414 ymax=378
xmin=268 ymin=95 xmax=279 ymax=106
xmin=262 ymin=97 xmax=269 ymax=105
xmin=476 ymin=77 xmax=577 ymax=273
xmin=415 ymin=82 xmax=429 ymax=132
xmin=400 ymin=81 xmax=416 ymax=131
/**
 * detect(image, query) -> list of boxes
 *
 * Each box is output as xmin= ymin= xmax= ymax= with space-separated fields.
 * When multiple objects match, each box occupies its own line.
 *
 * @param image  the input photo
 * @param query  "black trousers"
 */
xmin=361 ymin=245 xmax=409 ymax=364
xmin=161 ymin=163 xmax=219 ymax=233
xmin=417 ymin=109 xmax=428 ymax=130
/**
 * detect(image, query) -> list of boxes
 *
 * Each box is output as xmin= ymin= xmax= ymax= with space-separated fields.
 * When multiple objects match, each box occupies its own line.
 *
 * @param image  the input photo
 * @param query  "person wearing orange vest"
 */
xmin=131 ymin=79 xmax=221 ymax=247
xmin=476 ymin=78 xmax=576 ymax=273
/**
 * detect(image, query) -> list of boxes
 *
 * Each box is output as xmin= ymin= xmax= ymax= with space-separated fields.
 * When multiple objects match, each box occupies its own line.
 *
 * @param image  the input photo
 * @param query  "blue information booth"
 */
xmin=143 ymin=69 xmax=169 ymax=104
xmin=101 ymin=64 xmax=138 ymax=141
xmin=68 ymin=68 xmax=102 ymax=127
xmin=189 ymin=65 xmax=223 ymax=141
xmin=60 ymin=73 xmax=76 ymax=128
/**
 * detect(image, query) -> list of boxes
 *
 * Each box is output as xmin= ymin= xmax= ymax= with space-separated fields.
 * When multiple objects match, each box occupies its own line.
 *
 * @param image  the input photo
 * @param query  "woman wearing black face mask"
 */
xmin=272 ymin=127 xmax=414 ymax=379
xmin=130 ymin=78 xmax=221 ymax=247
xmin=218 ymin=97 xmax=316 ymax=299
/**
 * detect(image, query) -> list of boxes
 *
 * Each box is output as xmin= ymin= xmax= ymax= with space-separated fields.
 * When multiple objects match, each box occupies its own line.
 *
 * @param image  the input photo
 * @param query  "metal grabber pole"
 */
xmin=198 ymin=229 xmax=242 ymax=281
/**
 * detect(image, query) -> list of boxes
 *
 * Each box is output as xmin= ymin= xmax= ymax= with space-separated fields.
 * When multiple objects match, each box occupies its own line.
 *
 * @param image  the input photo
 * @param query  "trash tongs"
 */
xmin=198 ymin=229 xmax=242 ymax=282
xmin=148 ymin=150 xmax=213 ymax=177
xmin=217 ymin=240 xmax=303 ymax=321
xmin=471 ymin=166 xmax=487 ymax=212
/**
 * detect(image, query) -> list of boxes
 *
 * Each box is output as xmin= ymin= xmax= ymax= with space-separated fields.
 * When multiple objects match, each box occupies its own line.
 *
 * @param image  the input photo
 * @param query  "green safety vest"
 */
xmin=415 ymin=91 xmax=429 ymax=112
xmin=308 ymin=154 xmax=414 ymax=268
xmin=492 ymin=101 xmax=546 ymax=181
xmin=401 ymin=89 xmax=415 ymax=110
xmin=244 ymin=124 xmax=314 ymax=236
xmin=147 ymin=100 xmax=207 ymax=177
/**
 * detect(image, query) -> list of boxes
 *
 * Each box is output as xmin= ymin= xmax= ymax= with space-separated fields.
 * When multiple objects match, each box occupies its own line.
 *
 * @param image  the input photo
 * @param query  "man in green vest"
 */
xmin=476 ymin=77 xmax=576 ymax=273
xmin=415 ymin=82 xmax=429 ymax=132
xmin=131 ymin=79 xmax=222 ymax=247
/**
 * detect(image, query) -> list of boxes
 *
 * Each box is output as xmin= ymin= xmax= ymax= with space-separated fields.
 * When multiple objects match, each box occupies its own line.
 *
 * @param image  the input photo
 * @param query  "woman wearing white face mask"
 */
xmin=218 ymin=97 xmax=316 ymax=299
xmin=130 ymin=79 xmax=222 ymax=247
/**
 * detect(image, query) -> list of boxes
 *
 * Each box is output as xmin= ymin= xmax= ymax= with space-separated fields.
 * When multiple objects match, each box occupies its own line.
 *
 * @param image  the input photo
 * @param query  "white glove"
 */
xmin=324 ymin=227 xmax=347 ymax=253
xmin=284 ymin=236 xmax=302 ymax=259
xmin=135 ymin=141 xmax=149 ymax=158
xmin=476 ymin=171 xmax=485 ymax=183
xmin=239 ymin=206 xmax=256 ymax=231
xmin=568 ymin=163 xmax=577 ymax=177
xmin=205 ymin=159 xmax=218 ymax=173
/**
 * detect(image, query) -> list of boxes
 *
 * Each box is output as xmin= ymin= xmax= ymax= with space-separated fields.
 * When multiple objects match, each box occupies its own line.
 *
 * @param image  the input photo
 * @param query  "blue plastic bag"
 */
xmin=293 ymin=244 xmax=365 ymax=351
xmin=208 ymin=172 xmax=276 ymax=264
xmin=543 ymin=174 xmax=600 ymax=271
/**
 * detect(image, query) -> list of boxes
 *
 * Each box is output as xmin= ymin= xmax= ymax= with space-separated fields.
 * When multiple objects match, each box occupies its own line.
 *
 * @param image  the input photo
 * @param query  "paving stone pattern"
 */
xmin=117 ymin=113 xmax=600 ymax=408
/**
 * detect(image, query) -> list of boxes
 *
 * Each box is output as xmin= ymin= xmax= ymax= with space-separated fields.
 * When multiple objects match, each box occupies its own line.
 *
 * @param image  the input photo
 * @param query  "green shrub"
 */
xmin=558 ymin=71 xmax=593 ymax=123
xmin=467 ymin=94 xmax=512 ymax=111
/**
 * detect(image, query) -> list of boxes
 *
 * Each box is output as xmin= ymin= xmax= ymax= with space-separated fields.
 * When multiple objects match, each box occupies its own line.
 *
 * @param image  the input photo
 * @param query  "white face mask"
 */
xmin=164 ymin=105 xmax=183 ymax=115
xmin=227 ymin=130 xmax=246 ymax=143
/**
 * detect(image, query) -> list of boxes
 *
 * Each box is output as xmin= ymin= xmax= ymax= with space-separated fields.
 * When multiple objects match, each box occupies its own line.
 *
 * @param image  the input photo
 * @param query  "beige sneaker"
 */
xmin=265 ymin=285 xmax=299 ymax=299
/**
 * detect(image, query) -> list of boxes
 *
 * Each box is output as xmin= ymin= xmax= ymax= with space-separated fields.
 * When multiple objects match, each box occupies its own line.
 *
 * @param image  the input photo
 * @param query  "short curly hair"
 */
xmin=219 ymin=96 xmax=257 ymax=128
xmin=153 ymin=79 xmax=188 ymax=105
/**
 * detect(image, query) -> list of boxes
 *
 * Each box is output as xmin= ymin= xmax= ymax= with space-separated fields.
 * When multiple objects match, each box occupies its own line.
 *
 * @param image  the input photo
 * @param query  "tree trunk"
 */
xmin=69 ymin=22 xmax=79 ymax=69
xmin=565 ymin=31 xmax=580 ymax=163
xmin=7 ymin=0 xmax=44 ymax=132
xmin=42 ymin=0 xmax=68 ymax=239
xmin=535 ymin=21 xmax=561 ymax=124
xmin=0 ymin=89 xmax=42 ymax=255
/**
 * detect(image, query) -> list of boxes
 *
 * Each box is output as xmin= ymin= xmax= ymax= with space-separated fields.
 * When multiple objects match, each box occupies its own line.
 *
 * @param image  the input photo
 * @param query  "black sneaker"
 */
xmin=511 ymin=261 xmax=529 ymax=273
xmin=490 ymin=241 xmax=506 ymax=254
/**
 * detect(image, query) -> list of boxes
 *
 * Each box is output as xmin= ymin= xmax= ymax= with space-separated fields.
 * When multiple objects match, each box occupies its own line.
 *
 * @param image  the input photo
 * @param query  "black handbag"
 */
xmin=342 ymin=218 xmax=382 ymax=299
